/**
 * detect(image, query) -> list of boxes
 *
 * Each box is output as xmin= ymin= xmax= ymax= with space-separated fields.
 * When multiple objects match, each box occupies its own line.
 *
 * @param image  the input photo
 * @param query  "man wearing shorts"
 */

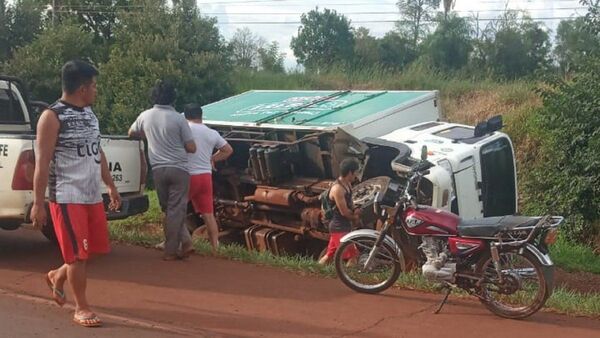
xmin=184 ymin=103 xmax=233 ymax=254
xmin=318 ymin=158 xmax=361 ymax=265
xmin=30 ymin=60 xmax=121 ymax=327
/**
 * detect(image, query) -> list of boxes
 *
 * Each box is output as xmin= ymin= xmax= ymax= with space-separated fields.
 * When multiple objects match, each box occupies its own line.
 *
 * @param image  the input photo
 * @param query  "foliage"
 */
xmin=3 ymin=22 xmax=97 ymax=103
xmin=54 ymin=0 xmax=136 ymax=44
xmin=0 ymin=0 xmax=9 ymax=61
xmin=229 ymin=27 xmax=265 ymax=69
xmin=395 ymin=0 xmax=441 ymax=47
xmin=521 ymin=1 xmax=600 ymax=245
xmin=378 ymin=31 xmax=418 ymax=70
xmin=1 ymin=0 xmax=44 ymax=61
xmin=524 ymin=61 xmax=600 ymax=244
xmin=424 ymin=13 xmax=473 ymax=70
xmin=554 ymin=17 xmax=600 ymax=75
xmin=475 ymin=11 xmax=551 ymax=78
xmin=258 ymin=41 xmax=285 ymax=73
xmin=95 ymin=0 xmax=232 ymax=134
xmin=290 ymin=8 xmax=354 ymax=72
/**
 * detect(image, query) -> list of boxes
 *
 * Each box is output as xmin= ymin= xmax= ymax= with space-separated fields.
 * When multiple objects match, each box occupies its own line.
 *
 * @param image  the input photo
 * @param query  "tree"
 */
xmin=53 ymin=0 xmax=137 ymax=44
xmin=229 ymin=27 xmax=265 ymax=69
xmin=523 ymin=1 xmax=600 ymax=246
xmin=476 ymin=11 xmax=551 ymax=78
xmin=554 ymin=17 xmax=600 ymax=74
xmin=6 ymin=0 xmax=44 ymax=55
xmin=0 ymin=0 xmax=9 ymax=61
xmin=395 ymin=0 xmax=441 ymax=48
xmin=3 ymin=22 xmax=97 ymax=102
xmin=424 ymin=13 xmax=472 ymax=70
xmin=291 ymin=8 xmax=354 ymax=72
xmin=377 ymin=32 xmax=417 ymax=70
xmin=258 ymin=41 xmax=285 ymax=73
xmin=353 ymin=27 xmax=380 ymax=67
xmin=96 ymin=0 xmax=232 ymax=133
xmin=442 ymin=0 xmax=455 ymax=20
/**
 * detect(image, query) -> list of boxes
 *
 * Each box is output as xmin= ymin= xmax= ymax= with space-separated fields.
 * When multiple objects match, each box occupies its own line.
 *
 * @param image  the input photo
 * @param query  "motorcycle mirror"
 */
xmin=421 ymin=145 xmax=428 ymax=161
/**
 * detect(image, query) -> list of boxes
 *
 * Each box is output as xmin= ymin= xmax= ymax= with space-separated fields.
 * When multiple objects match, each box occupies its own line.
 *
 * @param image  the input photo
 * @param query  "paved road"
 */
xmin=1 ymin=228 xmax=599 ymax=337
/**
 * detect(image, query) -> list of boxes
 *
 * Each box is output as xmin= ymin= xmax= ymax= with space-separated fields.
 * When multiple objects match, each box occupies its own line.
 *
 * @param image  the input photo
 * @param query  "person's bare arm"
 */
xmin=184 ymin=141 xmax=196 ymax=153
xmin=331 ymin=185 xmax=359 ymax=221
xmin=100 ymin=150 xmax=121 ymax=211
xmin=212 ymin=143 xmax=233 ymax=163
xmin=128 ymin=128 xmax=145 ymax=139
xmin=128 ymin=115 xmax=145 ymax=139
xmin=30 ymin=110 xmax=59 ymax=229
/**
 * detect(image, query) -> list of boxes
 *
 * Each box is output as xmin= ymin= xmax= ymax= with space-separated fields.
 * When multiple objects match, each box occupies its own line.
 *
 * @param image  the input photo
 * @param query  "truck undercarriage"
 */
xmin=199 ymin=125 xmax=427 ymax=260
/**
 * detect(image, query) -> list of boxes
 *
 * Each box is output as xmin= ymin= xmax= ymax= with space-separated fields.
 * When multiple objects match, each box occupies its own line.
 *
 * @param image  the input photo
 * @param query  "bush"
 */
xmin=523 ymin=59 xmax=600 ymax=244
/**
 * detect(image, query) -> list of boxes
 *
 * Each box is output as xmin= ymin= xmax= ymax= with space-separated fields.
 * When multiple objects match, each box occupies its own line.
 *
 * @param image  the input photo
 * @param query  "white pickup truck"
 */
xmin=0 ymin=75 xmax=149 ymax=241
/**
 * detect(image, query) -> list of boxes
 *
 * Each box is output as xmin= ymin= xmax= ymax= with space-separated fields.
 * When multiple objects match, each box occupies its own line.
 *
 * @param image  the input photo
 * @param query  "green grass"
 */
xmin=108 ymin=192 xmax=162 ymax=246
xmin=550 ymin=236 xmax=600 ymax=274
xmin=114 ymin=191 xmax=600 ymax=275
xmin=547 ymin=288 xmax=600 ymax=317
xmin=109 ymin=210 xmax=600 ymax=317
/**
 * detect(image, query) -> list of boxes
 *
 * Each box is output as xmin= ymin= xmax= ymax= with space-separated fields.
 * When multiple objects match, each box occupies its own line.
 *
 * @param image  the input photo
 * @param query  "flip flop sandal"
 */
xmin=45 ymin=275 xmax=66 ymax=306
xmin=73 ymin=313 xmax=102 ymax=328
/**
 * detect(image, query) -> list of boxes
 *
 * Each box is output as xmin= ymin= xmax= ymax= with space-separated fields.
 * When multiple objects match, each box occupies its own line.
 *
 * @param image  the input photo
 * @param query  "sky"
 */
xmin=195 ymin=0 xmax=588 ymax=70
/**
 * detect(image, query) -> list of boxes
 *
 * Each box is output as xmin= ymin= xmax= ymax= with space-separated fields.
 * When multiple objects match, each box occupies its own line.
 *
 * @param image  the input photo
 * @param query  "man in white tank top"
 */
xmin=31 ymin=60 xmax=121 ymax=327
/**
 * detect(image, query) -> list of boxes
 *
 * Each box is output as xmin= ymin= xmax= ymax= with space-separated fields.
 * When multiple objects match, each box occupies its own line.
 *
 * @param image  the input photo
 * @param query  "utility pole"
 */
xmin=51 ymin=0 xmax=56 ymax=27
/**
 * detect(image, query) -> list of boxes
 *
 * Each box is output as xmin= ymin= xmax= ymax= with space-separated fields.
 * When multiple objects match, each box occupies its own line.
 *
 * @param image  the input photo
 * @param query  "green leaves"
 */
xmin=291 ymin=8 xmax=355 ymax=72
xmin=94 ymin=0 xmax=232 ymax=134
xmin=3 ymin=23 xmax=97 ymax=103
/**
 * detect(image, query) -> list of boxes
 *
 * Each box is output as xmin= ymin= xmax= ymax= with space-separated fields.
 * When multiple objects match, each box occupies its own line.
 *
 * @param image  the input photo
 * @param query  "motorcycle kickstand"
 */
xmin=433 ymin=287 xmax=452 ymax=314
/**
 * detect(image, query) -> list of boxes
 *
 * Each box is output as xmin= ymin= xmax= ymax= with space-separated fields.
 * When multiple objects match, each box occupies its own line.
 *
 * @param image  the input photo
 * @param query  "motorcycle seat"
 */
xmin=457 ymin=216 xmax=541 ymax=238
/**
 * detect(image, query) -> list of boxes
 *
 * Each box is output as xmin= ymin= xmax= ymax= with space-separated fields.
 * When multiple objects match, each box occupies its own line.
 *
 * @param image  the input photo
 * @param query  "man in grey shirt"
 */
xmin=128 ymin=80 xmax=196 ymax=260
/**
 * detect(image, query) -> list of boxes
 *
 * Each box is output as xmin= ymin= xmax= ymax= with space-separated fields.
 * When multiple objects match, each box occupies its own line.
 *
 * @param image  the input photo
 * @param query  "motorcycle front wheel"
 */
xmin=475 ymin=249 xmax=550 ymax=319
xmin=334 ymin=235 xmax=401 ymax=294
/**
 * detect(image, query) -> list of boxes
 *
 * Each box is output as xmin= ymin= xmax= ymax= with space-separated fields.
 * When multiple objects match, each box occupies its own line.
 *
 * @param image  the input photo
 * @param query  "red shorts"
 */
xmin=326 ymin=232 xmax=358 ymax=259
xmin=189 ymin=173 xmax=214 ymax=214
xmin=49 ymin=203 xmax=110 ymax=264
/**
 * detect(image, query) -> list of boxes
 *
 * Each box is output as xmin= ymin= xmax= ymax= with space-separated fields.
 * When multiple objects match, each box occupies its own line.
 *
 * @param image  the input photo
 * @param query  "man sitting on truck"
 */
xmin=318 ymin=158 xmax=361 ymax=265
xmin=31 ymin=60 xmax=121 ymax=327
xmin=184 ymin=103 xmax=233 ymax=254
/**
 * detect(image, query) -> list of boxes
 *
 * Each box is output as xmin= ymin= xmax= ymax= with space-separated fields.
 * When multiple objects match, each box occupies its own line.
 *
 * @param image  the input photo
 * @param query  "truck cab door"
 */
xmin=453 ymin=158 xmax=483 ymax=220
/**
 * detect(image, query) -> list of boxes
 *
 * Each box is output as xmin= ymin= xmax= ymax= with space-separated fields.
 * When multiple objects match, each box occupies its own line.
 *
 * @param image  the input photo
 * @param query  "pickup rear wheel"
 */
xmin=41 ymin=221 xmax=58 ymax=244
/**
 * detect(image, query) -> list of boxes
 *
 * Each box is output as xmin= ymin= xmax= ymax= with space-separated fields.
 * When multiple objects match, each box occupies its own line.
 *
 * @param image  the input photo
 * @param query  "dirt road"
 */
xmin=1 ymin=228 xmax=598 ymax=337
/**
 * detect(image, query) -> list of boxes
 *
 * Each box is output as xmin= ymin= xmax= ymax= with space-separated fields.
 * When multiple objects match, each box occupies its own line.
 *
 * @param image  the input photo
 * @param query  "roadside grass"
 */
xmin=550 ymin=236 xmax=600 ymax=274
xmin=108 ymin=192 xmax=600 ymax=317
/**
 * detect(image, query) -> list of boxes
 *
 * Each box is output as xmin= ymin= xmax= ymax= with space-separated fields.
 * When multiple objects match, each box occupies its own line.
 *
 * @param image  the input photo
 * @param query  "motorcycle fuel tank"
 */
xmin=402 ymin=206 xmax=460 ymax=236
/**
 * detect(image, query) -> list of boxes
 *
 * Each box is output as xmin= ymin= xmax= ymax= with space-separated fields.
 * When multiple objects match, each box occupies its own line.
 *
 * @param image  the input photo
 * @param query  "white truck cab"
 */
xmin=380 ymin=119 xmax=517 ymax=220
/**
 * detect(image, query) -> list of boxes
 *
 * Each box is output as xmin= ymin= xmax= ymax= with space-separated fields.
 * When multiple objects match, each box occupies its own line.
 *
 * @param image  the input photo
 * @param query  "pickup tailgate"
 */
xmin=0 ymin=136 xmax=34 ymax=220
xmin=101 ymin=136 xmax=144 ymax=194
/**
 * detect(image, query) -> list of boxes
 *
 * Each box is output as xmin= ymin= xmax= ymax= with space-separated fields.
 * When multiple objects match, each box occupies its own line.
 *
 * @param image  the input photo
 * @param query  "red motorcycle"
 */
xmin=334 ymin=148 xmax=562 ymax=319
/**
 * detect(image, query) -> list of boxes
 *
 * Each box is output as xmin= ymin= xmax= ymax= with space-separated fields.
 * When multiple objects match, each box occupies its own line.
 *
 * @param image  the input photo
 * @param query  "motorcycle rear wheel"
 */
xmin=334 ymin=235 xmax=401 ymax=294
xmin=475 ymin=249 xmax=550 ymax=319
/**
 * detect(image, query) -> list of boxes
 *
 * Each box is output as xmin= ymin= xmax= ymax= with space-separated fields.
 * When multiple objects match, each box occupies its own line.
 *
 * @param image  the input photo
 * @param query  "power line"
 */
xmin=198 ymin=7 xmax=587 ymax=15
xmin=214 ymin=16 xmax=584 ymax=25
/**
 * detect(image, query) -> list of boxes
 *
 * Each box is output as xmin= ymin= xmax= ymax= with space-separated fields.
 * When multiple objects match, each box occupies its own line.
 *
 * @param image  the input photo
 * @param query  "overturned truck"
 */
xmin=197 ymin=90 xmax=517 ymax=260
